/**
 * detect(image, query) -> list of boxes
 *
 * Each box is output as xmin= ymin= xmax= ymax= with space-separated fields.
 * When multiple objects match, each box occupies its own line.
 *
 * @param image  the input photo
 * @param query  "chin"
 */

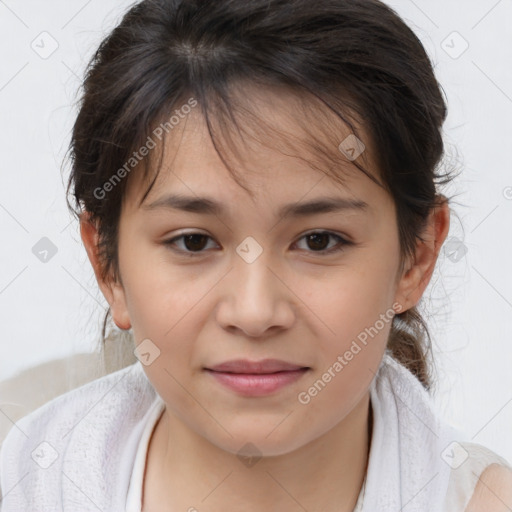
xmin=204 ymin=424 xmax=313 ymax=459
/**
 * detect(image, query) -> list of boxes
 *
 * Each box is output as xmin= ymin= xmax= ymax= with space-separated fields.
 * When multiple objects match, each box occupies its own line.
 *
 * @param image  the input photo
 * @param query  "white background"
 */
xmin=1 ymin=0 xmax=511 ymax=462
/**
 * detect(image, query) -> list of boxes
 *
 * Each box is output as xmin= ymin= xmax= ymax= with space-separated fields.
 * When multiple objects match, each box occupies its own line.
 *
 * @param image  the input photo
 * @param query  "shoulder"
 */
xmin=0 ymin=362 xmax=151 ymax=466
xmin=443 ymin=441 xmax=512 ymax=512
xmin=465 ymin=463 xmax=512 ymax=511
xmin=1 ymin=361 xmax=145 ymax=445
xmin=0 ymin=362 xmax=156 ymax=505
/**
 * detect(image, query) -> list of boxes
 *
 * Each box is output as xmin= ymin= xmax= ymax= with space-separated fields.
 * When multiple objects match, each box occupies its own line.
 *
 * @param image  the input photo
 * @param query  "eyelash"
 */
xmin=162 ymin=230 xmax=352 ymax=257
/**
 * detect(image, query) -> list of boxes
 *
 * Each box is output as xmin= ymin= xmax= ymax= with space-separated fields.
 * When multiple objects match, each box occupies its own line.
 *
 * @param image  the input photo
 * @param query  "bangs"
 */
xmin=125 ymin=78 xmax=384 ymax=209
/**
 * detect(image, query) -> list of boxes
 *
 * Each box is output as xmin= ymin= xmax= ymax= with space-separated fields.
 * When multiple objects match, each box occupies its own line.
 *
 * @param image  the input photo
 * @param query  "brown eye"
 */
xmin=294 ymin=231 xmax=351 ymax=255
xmin=163 ymin=232 xmax=217 ymax=256
xmin=163 ymin=230 xmax=352 ymax=258
xmin=306 ymin=233 xmax=330 ymax=251
xmin=181 ymin=234 xmax=210 ymax=252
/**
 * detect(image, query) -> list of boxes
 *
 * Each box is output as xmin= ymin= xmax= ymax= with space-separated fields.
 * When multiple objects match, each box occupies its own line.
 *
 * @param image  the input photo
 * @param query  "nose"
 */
xmin=215 ymin=251 xmax=296 ymax=338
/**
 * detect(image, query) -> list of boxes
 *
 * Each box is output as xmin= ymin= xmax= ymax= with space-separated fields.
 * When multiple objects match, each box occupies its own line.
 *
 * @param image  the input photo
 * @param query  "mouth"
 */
xmin=203 ymin=359 xmax=311 ymax=396
xmin=204 ymin=358 xmax=310 ymax=374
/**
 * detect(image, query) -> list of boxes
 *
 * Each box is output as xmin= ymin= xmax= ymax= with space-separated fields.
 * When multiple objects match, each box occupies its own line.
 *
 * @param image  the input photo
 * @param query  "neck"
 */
xmin=143 ymin=392 xmax=373 ymax=512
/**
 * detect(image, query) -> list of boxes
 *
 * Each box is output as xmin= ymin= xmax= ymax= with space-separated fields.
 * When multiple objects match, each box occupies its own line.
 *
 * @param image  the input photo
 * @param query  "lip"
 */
xmin=205 ymin=358 xmax=309 ymax=374
xmin=204 ymin=359 xmax=310 ymax=397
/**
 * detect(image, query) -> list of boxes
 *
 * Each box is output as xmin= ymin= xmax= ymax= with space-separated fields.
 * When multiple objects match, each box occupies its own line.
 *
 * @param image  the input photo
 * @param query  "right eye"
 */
xmin=162 ymin=232 xmax=219 ymax=256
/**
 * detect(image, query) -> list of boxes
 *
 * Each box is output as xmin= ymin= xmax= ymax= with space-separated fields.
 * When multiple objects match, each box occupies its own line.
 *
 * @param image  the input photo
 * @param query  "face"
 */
xmin=83 ymin=86 xmax=445 ymax=458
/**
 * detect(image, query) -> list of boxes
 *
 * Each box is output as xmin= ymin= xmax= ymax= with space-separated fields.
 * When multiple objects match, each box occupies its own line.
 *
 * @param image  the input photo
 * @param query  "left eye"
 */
xmin=163 ymin=231 xmax=351 ymax=256
xmin=293 ymin=231 xmax=350 ymax=254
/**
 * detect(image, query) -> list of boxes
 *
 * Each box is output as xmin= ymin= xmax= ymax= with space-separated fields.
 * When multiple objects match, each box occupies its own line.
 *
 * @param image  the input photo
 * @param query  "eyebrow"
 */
xmin=142 ymin=194 xmax=370 ymax=218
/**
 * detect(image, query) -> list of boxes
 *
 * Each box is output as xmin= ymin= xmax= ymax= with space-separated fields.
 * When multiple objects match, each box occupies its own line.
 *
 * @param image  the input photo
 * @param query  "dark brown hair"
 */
xmin=66 ymin=0 xmax=460 ymax=390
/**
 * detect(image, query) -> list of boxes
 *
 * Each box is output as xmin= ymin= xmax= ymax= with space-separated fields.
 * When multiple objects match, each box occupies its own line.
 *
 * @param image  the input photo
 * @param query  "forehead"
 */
xmin=123 ymin=83 xmax=383 ymax=214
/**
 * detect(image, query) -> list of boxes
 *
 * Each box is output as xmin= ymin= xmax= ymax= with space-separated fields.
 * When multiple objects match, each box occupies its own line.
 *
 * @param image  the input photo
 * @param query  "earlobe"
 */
xmin=394 ymin=199 xmax=451 ymax=311
xmin=79 ymin=212 xmax=132 ymax=330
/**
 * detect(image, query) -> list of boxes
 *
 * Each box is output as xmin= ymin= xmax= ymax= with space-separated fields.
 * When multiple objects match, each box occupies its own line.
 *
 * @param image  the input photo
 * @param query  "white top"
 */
xmin=125 ymin=395 xmax=165 ymax=511
xmin=123 ymin=381 xmax=511 ymax=511
xmin=122 ymin=396 xmax=370 ymax=511
xmin=1 ymin=354 xmax=511 ymax=511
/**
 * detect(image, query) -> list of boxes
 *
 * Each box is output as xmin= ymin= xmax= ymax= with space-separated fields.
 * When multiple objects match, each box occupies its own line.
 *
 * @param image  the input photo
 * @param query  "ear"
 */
xmin=79 ymin=212 xmax=131 ymax=330
xmin=394 ymin=197 xmax=450 ymax=312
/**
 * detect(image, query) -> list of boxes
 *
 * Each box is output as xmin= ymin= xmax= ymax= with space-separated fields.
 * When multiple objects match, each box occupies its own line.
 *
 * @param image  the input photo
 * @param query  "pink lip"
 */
xmin=206 ymin=358 xmax=309 ymax=374
xmin=204 ymin=359 xmax=310 ymax=397
xmin=205 ymin=369 xmax=309 ymax=396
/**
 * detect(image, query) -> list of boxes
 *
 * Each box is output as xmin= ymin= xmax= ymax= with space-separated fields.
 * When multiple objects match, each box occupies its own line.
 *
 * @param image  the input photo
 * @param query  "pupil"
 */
xmin=308 ymin=233 xmax=328 ymax=251
xmin=184 ymin=234 xmax=208 ymax=251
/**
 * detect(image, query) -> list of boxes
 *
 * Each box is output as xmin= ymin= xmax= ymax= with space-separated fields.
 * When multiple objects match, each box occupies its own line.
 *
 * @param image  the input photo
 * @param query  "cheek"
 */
xmin=297 ymin=253 xmax=398 ymax=341
xmin=121 ymin=257 xmax=205 ymax=415
xmin=293 ymin=241 xmax=399 ymax=385
xmin=295 ymin=269 xmax=394 ymax=420
xmin=119 ymin=240 xmax=208 ymax=336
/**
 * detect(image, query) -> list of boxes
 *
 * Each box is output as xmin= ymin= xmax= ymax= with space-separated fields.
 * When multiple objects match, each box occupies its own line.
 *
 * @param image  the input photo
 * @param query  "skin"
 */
xmin=81 ymin=85 xmax=450 ymax=512
xmin=466 ymin=464 xmax=512 ymax=511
